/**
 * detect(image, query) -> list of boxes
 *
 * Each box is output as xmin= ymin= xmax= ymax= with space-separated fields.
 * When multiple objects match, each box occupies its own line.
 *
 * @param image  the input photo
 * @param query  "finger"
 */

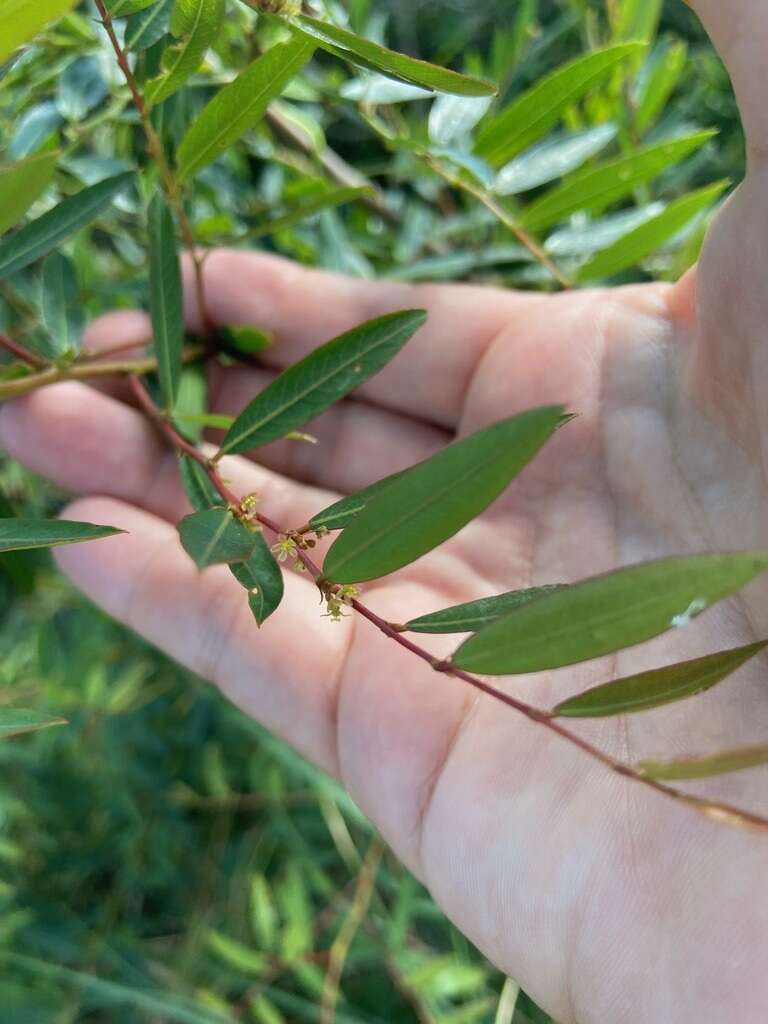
xmin=686 ymin=1 xmax=768 ymax=162
xmin=54 ymin=498 xmax=349 ymax=775
xmin=0 ymin=382 xmax=340 ymax=531
xmin=185 ymin=249 xmax=541 ymax=427
xmin=207 ymin=363 xmax=450 ymax=493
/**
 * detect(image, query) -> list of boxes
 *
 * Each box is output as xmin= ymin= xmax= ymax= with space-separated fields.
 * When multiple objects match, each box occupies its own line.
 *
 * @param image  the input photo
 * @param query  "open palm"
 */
xmin=2 ymin=2 xmax=767 ymax=1020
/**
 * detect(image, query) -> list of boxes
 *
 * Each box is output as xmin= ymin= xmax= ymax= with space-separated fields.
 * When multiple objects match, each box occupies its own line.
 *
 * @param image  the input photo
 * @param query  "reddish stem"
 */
xmin=0 ymin=333 xmax=47 ymax=369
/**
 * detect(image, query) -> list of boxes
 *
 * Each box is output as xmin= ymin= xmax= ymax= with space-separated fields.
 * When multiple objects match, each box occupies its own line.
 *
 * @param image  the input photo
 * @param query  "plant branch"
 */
xmin=0 ymin=333 xmax=47 ymax=369
xmin=129 ymin=377 xmax=768 ymax=834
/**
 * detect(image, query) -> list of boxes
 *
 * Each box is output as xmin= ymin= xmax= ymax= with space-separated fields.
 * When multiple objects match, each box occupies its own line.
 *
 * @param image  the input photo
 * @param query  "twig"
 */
xmin=130 ymin=376 xmax=768 ymax=834
xmin=0 ymin=332 xmax=47 ymax=369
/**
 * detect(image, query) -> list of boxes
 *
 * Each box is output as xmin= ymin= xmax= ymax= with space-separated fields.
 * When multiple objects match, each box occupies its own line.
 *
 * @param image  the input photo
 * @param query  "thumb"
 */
xmin=686 ymin=0 xmax=768 ymax=164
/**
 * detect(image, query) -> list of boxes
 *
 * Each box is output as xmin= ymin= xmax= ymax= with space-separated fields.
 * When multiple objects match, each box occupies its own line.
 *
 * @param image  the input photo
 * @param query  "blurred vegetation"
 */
xmin=0 ymin=0 xmax=744 ymax=1021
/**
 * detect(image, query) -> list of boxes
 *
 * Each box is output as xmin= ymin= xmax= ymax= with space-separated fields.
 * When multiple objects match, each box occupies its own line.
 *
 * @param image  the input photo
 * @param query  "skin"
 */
xmin=2 ymin=2 xmax=767 ymax=1020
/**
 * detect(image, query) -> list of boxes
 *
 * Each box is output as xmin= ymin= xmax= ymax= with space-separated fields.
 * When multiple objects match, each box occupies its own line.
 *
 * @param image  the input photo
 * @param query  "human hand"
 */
xmin=2 ymin=1 xmax=768 ymax=1020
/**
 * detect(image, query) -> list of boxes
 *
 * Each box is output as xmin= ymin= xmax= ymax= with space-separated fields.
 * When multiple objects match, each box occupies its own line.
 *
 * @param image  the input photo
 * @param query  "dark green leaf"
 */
xmin=0 ymin=518 xmax=123 ymax=552
xmin=41 ymin=252 xmax=84 ymax=356
xmin=219 ymin=310 xmax=426 ymax=457
xmin=0 ymin=0 xmax=77 ymax=64
xmin=179 ymin=456 xmax=221 ymax=511
xmin=554 ymin=642 xmax=767 ymax=718
xmin=145 ymin=0 xmax=225 ymax=107
xmin=638 ymin=745 xmax=768 ymax=782
xmin=324 ymin=407 xmax=566 ymax=584
xmin=309 ymin=469 xmax=408 ymax=533
xmin=148 ymin=193 xmax=184 ymax=410
xmin=56 ymin=56 xmax=108 ymax=121
xmin=0 ymin=149 xmax=58 ymax=235
xmin=474 ymin=44 xmax=643 ymax=166
xmin=0 ymin=172 xmax=133 ymax=279
xmin=406 ymin=585 xmax=566 ymax=634
xmin=576 ymin=181 xmax=728 ymax=282
xmin=177 ymin=508 xmax=257 ymax=569
xmin=454 ymin=553 xmax=768 ymax=676
xmin=0 ymin=709 xmax=67 ymax=740
xmin=291 ymin=15 xmax=496 ymax=97
xmin=124 ymin=0 xmax=173 ymax=51
xmin=522 ymin=131 xmax=715 ymax=232
xmin=105 ymin=0 xmax=159 ymax=13
xmin=176 ymin=36 xmax=315 ymax=181
xmin=230 ymin=536 xmax=285 ymax=626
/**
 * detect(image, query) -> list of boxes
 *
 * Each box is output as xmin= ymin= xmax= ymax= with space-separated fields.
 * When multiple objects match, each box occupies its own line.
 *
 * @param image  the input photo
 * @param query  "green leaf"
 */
xmin=290 ymin=15 xmax=496 ymax=97
xmin=474 ymin=44 xmax=644 ymax=166
xmin=0 ymin=149 xmax=58 ymax=235
xmin=0 ymin=172 xmax=133 ymax=279
xmin=553 ymin=642 xmax=767 ymax=718
xmin=0 ymin=0 xmax=77 ymax=64
xmin=453 ymin=553 xmax=768 ymax=676
xmin=230 ymin=536 xmax=284 ymax=626
xmin=105 ymin=0 xmax=160 ymax=14
xmin=219 ymin=310 xmax=426 ymax=457
xmin=634 ymin=40 xmax=688 ymax=135
xmin=638 ymin=745 xmax=768 ymax=782
xmin=179 ymin=456 xmax=221 ymax=511
xmin=405 ymin=585 xmax=566 ymax=634
xmin=0 ymin=518 xmax=123 ymax=553
xmin=207 ymin=930 xmax=269 ymax=976
xmin=124 ymin=0 xmax=173 ymax=51
xmin=0 ymin=709 xmax=67 ymax=740
xmin=493 ymin=124 xmax=618 ymax=196
xmin=148 ymin=193 xmax=184 ymax=410
xmin=145 ymin=0 xmax=225 ymax=107
xmin=235 ymin=186 xmax=372 ymax=243
xmin=522 ymin=131 xmax=714 ymax=233
xmin=324 ymin=407 xmax=566 ymax=584
xmin=176 ymin=36 xmax=315 ymax=181
xmin=41 ymin=252 xmax=84 ymax=356
xmin=177 ymin=508 xmax=257 ymax=569
xmin=56 ymin=56 xmax=108 ymax=121
xmin=309 ymin=470 xmax=408 ymax=533
xmin=576 ymin=181 xmax=728 ymax=282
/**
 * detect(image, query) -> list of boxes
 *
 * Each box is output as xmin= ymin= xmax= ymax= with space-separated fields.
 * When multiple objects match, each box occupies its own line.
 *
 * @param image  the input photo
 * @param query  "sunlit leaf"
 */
xmin=41 ymin=252 xmax=84 ymax=357
xmin=0 ymin=0 xmax=77 ymax=65
xmin=453 ymin=553 xmax=768 ymax=676
xmin=0 ymin=172 xmax=133 ymax=279
xmin=553 ymin=642 xmax=767 ymax=718
xmin=148 ymin=193 xmax=184 ymax=410
xmin=145 ymin=0 xmax=225 ymax=107
xmin=0 ymin=709 xmax=67 ymax=740
xmin=0 ymin=519 xmax=123 ymax=552
xmin=634 ymin=40 xmax=688 ymax=134
xmin=406 ymin=585 xmax=566 ymax=634
xmin=219 ymin=310 xmax=426 ymax=456
xmin=638 ymin=745 xmax=768 ymax=782
xmin=522 ymin=131 xmax=714 ymax=232
xmin=207 ymin=930 xmax=269 ymax=976
xmin=230 ymin=537 xmax=284 ymax=626
xmin=494 ymin=124 xmax=617 ymax=196
xmin=428 ymin=94 xmax=494 ymax=146
xmin=0 ymin=149 xmax=58 ymax=235
xmin=290 ymin=15 xmax=496 ymax=97
xmin=177 ymin=508 xmax=257 ymax=569
xmin=474 ymin=44 xmax=643 ymax=166
xmin=324 ymin=407 xmax=566 ymax=584
xmin=176 ymin=36 xmax=315 ymax=181
xmin=577 ymin=181 xmax=728 ymax=281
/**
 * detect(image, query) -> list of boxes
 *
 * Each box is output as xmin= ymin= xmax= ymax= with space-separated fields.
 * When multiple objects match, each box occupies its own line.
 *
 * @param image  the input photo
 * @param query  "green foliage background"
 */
xmin=0 ymin=1 xmax=744 ymax=1021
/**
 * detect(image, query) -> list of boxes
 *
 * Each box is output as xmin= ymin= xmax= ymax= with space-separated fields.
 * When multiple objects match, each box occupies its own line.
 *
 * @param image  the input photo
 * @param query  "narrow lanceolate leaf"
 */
xmin=0 ymin=709 xmax=67 ymax=740
xmin=148 ymin=193 xmax=184 ymax=410
xmin=576 ymin=181 xmax=729 ymax=282
xmin=145 ymin=0 xmax=225 ymax=107
xmin=230 ymin=536 xmax=285 ymax=626
xmin=0 ymin=519 xmax=123 ymax=552
xmin=324 ymin=407 xmax=566 ymax=585
xmin=0 ymin=149 xmax=58 ymax=235
xmin=406 ymin=585 xmax=566 ymax=635
xmin=176 ymin=36 xmax=315 ymax=182
xmin=124 ymin=0 xmax=173 ymax=51
xmin=0 ymin=0 xmax=77 ymax=64
xmin=309 ymin=470 xmax=408 ymax=533
xmin=454 ymin=553 xmax=768 ymax=676
xmin=474 ymin=44 xmax=644 ymax=166
xmin=177 ymin=508 xmax=257 ymax=569
xmin=493 ymin=124 xmax=618 ymax=196
xmin=290 ymin=15 xmax=496 ymax=97
xmin=553 ymin=642 xmax=767 ymax=719
xmin=41 ymin=252 xmax=84 ymax=356
xmin=179 ymin=456 xmax=221 ymax=511
xmin=522 ymin=132 xmax=714 ymax=233
xmin=0 ymin=172 xmax=133 ymax=279
xmin=638 ymin=745 xmax=768 ymax=782
xmin=219 ymin=310 xmax=427 ymax=457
